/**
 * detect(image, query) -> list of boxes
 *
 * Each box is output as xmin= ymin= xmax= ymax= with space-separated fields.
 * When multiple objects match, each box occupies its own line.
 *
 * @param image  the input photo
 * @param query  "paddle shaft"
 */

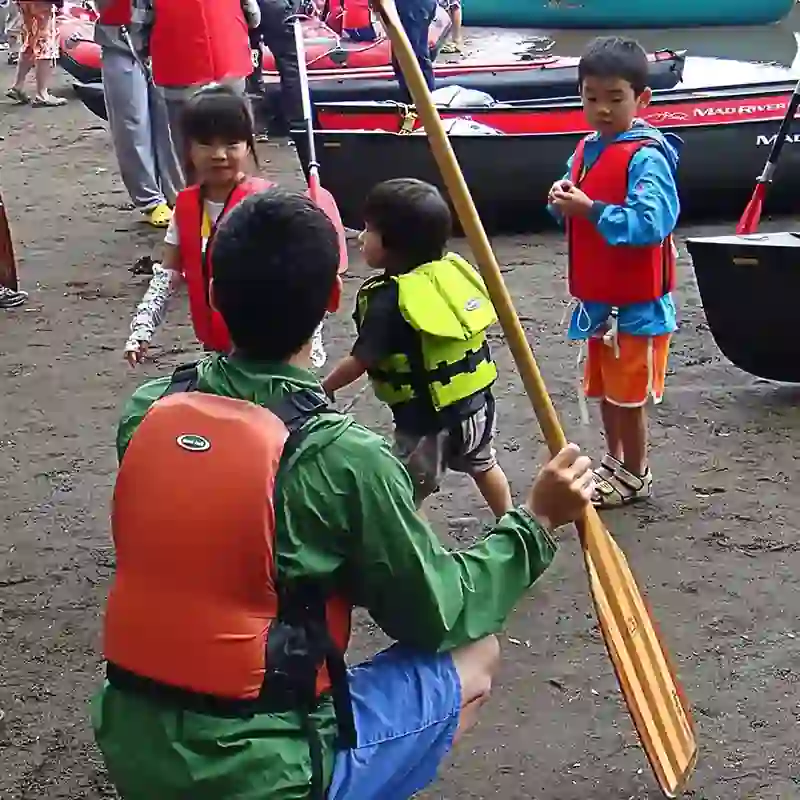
xmin=293 ymin=19 xmax=321 ymax=172
xmin=754 ymin=78 xmax=800 ymax=184
xmin=373 ymin=3 xmax=696 ymax=795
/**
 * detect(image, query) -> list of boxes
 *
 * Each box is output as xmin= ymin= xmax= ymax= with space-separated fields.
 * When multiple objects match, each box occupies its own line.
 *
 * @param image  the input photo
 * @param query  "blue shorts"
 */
xmin=328 ymin=645 xmax=462 ymax=800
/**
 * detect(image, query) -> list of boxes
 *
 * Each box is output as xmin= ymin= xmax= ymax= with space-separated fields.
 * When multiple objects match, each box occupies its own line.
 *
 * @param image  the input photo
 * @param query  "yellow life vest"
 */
xmin=355 ymin=252 xmax=498 ymax=411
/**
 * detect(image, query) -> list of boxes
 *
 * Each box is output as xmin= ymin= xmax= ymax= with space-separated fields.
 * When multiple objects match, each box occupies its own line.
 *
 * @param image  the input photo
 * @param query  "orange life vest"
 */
xmin=150 ymin=0 xmax=253 ymax=88
xmin=105 ymin=363 xmax=355 ymax=745
xmin=173 ymin=177 xmax=272 ymax=353
xmin=567 ymin=137 xmax=676 ymax=306
xmin=97 ymin=0 xmax=131 ymax=26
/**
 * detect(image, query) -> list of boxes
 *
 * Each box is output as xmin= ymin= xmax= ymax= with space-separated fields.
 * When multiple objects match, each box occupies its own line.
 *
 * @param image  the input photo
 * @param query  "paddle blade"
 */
xmin=0 ymin=191 xmax=19 ymax=291
xmin=736 ymin=182 xmax=766 ymax=235
xmin=306 ymin=168 xmax=349 ymax=275
xmin=579 ymin=515 xmax=697 ymax=798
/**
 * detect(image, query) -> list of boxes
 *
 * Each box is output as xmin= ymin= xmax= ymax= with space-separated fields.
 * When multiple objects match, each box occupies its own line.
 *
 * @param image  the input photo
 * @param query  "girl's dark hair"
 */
xmin=578 ymin=36 xmax=650 ymax=96
xmin=180 ymin=85 xmax=259 ymax=183
xmin=363 ymin=178 xmax=452 ymax=269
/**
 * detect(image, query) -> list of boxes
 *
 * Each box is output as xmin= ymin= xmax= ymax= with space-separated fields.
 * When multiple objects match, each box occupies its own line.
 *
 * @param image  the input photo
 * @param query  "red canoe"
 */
xmin=57 ymin=8 xmax=451 ymax=86
xmin=314 ymin=77 xmax=791 ymax=135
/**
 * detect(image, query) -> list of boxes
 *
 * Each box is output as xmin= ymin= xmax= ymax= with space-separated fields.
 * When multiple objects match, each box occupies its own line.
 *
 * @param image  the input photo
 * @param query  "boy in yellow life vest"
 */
xmin=323 ymin=178 xmax=513 ymax=518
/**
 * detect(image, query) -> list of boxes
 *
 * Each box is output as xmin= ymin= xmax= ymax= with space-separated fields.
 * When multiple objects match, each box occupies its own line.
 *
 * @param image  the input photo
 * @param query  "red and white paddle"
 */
xmin=293 ymin=19 xmax=349 ymax=274
xmin=737 ymin=77 xmax=800 ymax=234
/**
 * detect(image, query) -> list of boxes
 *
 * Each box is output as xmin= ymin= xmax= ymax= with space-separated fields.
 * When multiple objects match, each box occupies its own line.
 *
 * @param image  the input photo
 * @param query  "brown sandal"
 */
xmin=5 ymin=87 xmax=28 ymax=105
xmin=31 ymin=94 xmax=67 ymax=108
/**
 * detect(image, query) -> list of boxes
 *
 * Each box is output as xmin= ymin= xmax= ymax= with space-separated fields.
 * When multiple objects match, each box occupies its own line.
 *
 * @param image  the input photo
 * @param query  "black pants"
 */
xmin=249 ymin=0 xmax=304 ymax=135
xmin=392 ymin=0 xmax=437 ymax=103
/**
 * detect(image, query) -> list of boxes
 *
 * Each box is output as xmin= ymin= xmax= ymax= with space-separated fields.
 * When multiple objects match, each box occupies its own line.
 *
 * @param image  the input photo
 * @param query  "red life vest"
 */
xmin=97 ymin=0 xmax=131 ymax=26
xmin=149 ymin=0 xmax=253 ymax=88
xmin=104 ymin=364 xmax=355 ymax=746
xmin=173 ymin=177 xmax=272 ymax=353
xmin=567 ymin=137 xmax=676 ymax=306
xmin=343 ymin=0 xmax=374 ymax=39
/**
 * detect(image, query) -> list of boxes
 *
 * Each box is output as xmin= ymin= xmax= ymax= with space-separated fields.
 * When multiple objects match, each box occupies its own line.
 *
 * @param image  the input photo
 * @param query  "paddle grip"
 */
xmin=758 ymin=82 xmax=800 ymax=179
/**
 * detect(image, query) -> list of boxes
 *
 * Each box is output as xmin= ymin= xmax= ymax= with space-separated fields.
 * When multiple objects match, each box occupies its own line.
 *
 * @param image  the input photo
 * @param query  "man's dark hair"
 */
xmin=578 ymin=36 xmax=650 ymax=96
xmin=210 ymin=188 xmax=340 ymax=361
xmin=363 ymin=178 xmax=452 ymax=268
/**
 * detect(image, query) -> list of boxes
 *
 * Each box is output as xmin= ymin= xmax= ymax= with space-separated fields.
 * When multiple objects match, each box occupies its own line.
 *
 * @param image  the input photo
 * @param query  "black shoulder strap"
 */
xmin=161 ymin=364 xmax=328 ymax=434
xmin=162 ymin=362 xmax=201 ymax=396
xmin=268 ymin=389 xmax=329 ymax=435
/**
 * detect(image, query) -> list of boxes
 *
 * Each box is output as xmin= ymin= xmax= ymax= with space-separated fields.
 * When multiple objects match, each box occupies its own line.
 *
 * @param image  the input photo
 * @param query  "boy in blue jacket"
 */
xmin=548 ymin=36 xmax=682 ymax=509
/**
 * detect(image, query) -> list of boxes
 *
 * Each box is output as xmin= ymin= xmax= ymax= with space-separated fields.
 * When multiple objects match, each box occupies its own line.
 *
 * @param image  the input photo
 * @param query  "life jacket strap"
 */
xmin=370 ymin=340 xmax=492 ymax=390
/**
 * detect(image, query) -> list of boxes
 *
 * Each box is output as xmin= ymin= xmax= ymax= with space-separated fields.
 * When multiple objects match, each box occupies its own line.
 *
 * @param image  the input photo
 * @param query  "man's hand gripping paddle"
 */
xmin=293 ymin=19 xmax=349 ymax=274
xmin=372 ymin=1 xmax=698 ymax=794
xmin=0 ymin=189 xmax=19 ymax=292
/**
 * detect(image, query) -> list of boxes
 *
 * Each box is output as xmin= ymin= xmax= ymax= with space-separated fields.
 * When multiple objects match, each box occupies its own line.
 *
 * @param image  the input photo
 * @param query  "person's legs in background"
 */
xmin=147 ymin=80 xmax=184 ymax=207
xmin=161 ymin=90 xmax=189 ymax=177
xmin=2 ymin=0 xmax=21 ymax=65
xmin=0 ymin=0 xmax=10 ymax=50
xmin=7 ymin=2 xmax=65 ymax=106
xmin=392 ymin=0 xmax=436 ymax=102
xmin=439 ymin=0 xmax=463 ymax=54
xmin=246 ymin=21 xmax=265 ymax=96
xmin=102 ymin=43 xmax=174 ymax=226
xmin=256 ymin=0 xmax=304 ymax=136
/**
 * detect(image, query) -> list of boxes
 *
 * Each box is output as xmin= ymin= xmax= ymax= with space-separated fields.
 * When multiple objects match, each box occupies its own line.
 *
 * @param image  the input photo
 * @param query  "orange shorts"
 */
xmin=583 ymin=333 xmax=671 ymax=407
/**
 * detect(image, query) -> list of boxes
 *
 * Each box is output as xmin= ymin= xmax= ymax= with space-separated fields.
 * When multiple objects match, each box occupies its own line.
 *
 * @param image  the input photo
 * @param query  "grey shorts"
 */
xmin=394 ymin=400 xmax=497 ymax=503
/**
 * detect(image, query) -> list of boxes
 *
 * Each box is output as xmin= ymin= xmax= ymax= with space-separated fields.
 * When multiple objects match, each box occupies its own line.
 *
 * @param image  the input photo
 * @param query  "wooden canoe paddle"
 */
xmin=0 ymin=189 xmax=19 ymax=292
xmin=372 ymin=0 xmax=698 ymax=795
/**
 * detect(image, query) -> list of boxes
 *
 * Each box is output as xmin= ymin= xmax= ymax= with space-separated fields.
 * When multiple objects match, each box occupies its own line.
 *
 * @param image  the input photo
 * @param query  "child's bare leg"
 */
xmin=472 ymin=465 xmax=512 ymax=519
xmin=617 ymin=405 xmax=648 ymax=476
xmin=450 ymin=635 xmax=500 ymax=743
xmin=451 ymin=5 xmax=464 ymax=46
xmin=12 ymin=50 xmax=34 ymax=90
xmin=600 ymin=399 xmax=624 ymax=462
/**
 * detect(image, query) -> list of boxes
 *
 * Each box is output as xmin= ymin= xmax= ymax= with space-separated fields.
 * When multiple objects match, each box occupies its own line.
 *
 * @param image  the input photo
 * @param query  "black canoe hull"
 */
xmin=73 ymin=81 xmax=107 ymax=120
xmin=312 ymin=114 xmax=800 ymax=234
xmin=68 ymin=51 xmax=684 ymax=121
xmin=686 ymin=233 xmax=800 ymax=382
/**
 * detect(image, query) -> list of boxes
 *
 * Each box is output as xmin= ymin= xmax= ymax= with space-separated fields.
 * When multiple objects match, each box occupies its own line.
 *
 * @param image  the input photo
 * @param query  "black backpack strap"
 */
xmin=262 ymin=579 xmax=355 ymax=800
xmin=268 ymin=388 xmax=329 ymax=435
xmin=161 ymin=362 xmax=201 ymax=396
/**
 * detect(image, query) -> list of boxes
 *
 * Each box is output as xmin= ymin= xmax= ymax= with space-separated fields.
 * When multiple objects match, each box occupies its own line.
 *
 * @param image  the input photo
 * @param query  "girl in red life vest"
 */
xmin=123 ymin=85 xmax=327 ymax=367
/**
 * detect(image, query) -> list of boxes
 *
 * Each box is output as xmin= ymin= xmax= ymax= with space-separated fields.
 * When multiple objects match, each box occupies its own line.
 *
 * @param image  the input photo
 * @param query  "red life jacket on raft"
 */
xmin=104 ymin=363 xmax=355 ymax=760
xmin=567 ymin=137 xmax=676 ymax=307
xmin=97 ymin=0 xmax=131 ymax=26
xmin=149 ymin=0 xmax=253 ymax=88
xmin=343 ymin=0 xmax=375 ymax=41
xmin=173 ymin=177 xmax=271 ymax=353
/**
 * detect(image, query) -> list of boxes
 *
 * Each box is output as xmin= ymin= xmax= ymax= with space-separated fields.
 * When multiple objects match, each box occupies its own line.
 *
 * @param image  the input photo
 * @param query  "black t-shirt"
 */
xmin=352 ymin=280 xmax=486 ymax=435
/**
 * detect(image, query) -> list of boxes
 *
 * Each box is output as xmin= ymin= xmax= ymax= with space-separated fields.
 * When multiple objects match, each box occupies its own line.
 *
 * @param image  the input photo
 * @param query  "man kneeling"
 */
xmin=92 ymin=187 xmax=593 ymax=800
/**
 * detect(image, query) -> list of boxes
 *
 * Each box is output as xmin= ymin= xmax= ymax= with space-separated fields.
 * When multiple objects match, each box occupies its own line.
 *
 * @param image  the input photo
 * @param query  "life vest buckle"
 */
xmin=399 ymin=108 xmax=418 ymax=135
